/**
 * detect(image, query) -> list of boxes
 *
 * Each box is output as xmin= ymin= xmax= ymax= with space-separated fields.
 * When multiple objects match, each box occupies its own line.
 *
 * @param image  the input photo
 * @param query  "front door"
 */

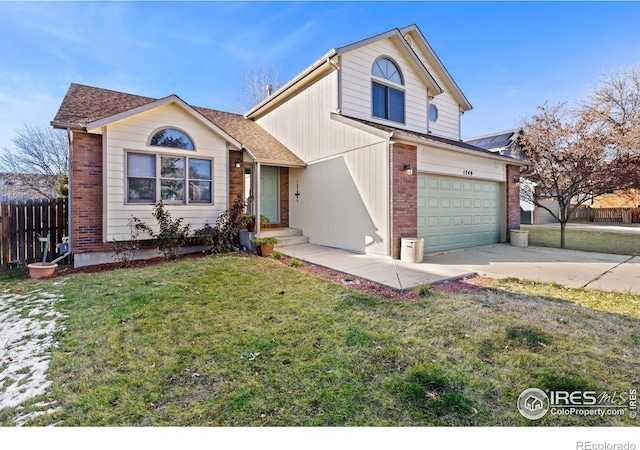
xmin=260 ymin=166 xmax=279 ymax=224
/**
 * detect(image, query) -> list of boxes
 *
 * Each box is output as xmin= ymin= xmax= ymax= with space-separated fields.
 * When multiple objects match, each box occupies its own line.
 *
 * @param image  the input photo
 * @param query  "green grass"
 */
xmin=1 ymin=254 xmax=639 ymax=426
xmin=522 ymin=225 xmax=640 ymax=255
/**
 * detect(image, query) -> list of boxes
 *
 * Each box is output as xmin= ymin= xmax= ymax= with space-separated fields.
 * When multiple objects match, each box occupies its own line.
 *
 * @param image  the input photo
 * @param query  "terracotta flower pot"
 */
xmin=27 ymin=263 xmax=58 ymax=279
xmin=257 ymin=244 xmax=274 ymax=257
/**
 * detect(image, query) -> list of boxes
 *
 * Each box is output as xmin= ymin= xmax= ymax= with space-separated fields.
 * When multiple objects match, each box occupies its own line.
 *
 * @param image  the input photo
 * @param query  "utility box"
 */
xmin=239 ymin=230 xmax=257 ymax=251
xmin=510 ymin=229 xmax=529 ymax=247
xmin=400 ymin=238 xmax=424 ymax=263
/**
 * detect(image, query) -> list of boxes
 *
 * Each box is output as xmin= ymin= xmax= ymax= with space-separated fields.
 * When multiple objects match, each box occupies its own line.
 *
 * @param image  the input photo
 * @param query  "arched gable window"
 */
xmin=371 ymin=57 xmax=405 ymax=123
xmin=372 ymin=57 xmax=403 ymax=84
xmin=149 ymin=128 xmax=195 ymax=150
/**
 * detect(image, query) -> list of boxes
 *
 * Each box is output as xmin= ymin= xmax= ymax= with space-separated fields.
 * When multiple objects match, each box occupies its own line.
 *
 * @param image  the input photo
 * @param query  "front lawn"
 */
xmin=1 ymin=254 xmax=638 ymax=426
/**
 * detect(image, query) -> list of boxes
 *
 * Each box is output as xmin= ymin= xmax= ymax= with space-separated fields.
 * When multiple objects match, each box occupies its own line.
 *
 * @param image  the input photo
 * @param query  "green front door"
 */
xmin=260 ymin=166 xmax=279 ymax=224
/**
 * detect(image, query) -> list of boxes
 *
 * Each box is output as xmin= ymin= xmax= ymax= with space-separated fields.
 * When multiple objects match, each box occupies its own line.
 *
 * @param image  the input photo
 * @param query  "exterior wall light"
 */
xmin=235 ymin=160 xmax=242 ymax=168
xmin=513 ymin=178 xmax=521 ymax=186
xmin=403 ymin=164 xmax=414 ymax=176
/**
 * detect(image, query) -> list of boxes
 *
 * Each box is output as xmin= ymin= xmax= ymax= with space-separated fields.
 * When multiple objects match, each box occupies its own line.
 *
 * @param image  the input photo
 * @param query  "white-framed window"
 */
xmin=428 ymin=104 xmax=438 ymax=122
xmin=127 ymin=152 xmax=212 ymax=204
xmin=149 ymin=128 xmax=195 ymax=150
xmin=372 ymin=57 xmax=405 ymax=123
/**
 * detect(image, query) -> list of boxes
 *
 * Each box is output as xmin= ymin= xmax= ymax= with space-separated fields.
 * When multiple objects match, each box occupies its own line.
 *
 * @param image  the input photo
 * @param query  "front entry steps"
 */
xmin=257 ymin=228 xmax=309 ymax=248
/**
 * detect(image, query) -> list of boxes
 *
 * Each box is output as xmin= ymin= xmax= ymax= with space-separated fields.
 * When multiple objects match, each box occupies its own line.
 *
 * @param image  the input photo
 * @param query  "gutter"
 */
xmin=392 ymin=131 xmax=529 ymax=167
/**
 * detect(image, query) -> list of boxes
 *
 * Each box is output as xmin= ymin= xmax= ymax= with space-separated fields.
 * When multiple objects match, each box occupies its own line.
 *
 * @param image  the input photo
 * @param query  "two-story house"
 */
xmin=52 ymin=25 xmax=524 ymax=267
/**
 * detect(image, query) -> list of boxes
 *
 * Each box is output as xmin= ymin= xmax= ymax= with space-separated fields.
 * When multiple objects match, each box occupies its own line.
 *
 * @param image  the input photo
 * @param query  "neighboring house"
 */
xmin=465 ymin=128 xmax=522 ymax=159
xmin=464 ymin=128 xmax=541 ymax=224
xmin=52 ymin=24 xmax=525 ymax=268
xmin=587 ymin=189 xmax=640 ymax=208
xmin=0 ymin=173 xmax=59 ymax=202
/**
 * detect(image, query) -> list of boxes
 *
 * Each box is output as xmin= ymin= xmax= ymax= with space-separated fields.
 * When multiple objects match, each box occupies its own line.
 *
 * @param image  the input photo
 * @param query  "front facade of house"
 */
xmin=52 ymin=25 xmax=525 ymax=267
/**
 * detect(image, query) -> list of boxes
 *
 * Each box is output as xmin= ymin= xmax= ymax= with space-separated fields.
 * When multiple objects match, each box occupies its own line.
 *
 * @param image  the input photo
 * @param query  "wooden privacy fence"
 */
xmin=0 ymin=198 xmax=68 ymax=269
xmin=570 ymin=207 xmax=640 ymax=224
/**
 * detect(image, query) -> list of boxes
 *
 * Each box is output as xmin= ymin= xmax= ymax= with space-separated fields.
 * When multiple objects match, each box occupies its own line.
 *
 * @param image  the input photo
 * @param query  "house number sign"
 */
xmin=463 ymin=170 xmax=473 ymax=176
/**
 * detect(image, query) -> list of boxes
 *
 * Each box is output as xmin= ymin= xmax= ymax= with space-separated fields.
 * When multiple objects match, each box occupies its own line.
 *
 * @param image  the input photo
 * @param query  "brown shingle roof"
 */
xmin=193 ymin=107 xmax=305 ymax=167
xmin=52 ymin=83 xmax=156 ymax=127
xmin=52 ymin=83 xmax=305 ymax=167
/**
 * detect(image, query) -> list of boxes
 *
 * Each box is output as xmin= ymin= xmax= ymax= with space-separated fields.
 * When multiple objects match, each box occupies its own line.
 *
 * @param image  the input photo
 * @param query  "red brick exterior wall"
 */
xmin=229 ymin=150 xmax=244 ymax=207
xmin=70 ymin=132 xmax=111 ymax=254
xmin=390 ymin=143 xmax=418 ymax=259
xmin=506 ymin=164 xmax=521 ymax=238
xmin=262 ymin=167 xmax=289 ymax=229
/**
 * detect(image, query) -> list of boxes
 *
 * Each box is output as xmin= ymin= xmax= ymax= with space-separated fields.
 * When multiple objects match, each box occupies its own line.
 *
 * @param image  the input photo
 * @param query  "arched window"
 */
xmin=372 ymin=57 xmax=403 ymax=84
xmin=372 ymin=58 xmax=405 ymax=123
xmin=149 ymin=128 xmax=195 ymax=150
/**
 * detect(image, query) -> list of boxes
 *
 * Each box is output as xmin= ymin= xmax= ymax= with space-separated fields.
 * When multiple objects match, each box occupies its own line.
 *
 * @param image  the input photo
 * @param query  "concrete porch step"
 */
xmin=258 ymin=228 xmax=303 ymax=238
xmin=275 ymin=236 xmax=310 ymax=248
xmin=257 ymin=228 xmax=309 ymax=248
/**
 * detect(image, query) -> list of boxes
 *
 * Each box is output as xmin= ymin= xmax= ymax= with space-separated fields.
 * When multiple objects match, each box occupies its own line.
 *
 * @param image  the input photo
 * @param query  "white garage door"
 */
xmin=417 ymin=174 xmax=501 ymax=252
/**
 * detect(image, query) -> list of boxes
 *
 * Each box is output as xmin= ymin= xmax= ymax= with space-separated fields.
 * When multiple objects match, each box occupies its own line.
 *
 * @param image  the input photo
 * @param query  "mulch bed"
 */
xmin=50 ymin=250 xmax=495 ymax=301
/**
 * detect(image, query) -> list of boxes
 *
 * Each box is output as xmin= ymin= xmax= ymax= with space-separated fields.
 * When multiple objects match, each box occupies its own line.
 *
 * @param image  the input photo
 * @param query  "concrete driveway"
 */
xmin=280 ymin=243 xmax=640 ymax=294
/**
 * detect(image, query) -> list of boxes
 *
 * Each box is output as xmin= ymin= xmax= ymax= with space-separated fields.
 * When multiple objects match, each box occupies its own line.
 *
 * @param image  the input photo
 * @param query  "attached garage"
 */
xmin=417 ymin=174 xmax=501 ymax=252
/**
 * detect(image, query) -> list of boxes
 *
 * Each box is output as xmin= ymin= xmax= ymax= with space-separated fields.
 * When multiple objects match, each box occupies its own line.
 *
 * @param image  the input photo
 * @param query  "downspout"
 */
xmin=329 ymin=56 xmax=342 ymax=114
xmin=387 ymin=131 xmax=394 ymax=257
xmin=255 ymin=162 xmax=261 ymax=235
xmin=426 ymin=91 xmax=431 ymax=135
xmin=66 ymin=128 xmax=73 ymax=256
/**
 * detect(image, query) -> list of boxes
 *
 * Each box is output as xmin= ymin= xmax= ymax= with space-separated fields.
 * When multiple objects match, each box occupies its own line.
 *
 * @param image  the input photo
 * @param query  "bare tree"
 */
xmin=0 ymin=124 xmax=68 ymax=198
xmin=234 ymin=65 xmax=284 ymax=113
xmin=518 ymin=102 xmax=638 ymax=248
xmin=585 ymin=65 xmax=640 ymax=157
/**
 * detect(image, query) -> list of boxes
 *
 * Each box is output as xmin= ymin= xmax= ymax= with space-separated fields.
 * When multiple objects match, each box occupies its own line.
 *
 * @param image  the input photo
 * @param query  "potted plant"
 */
xmin=252 ymin=236 xmax=278 ymax=257
xmin=243 ymin=214 xmax=270 ymax=233
xmin=28 ymin=234 xmax=57 ymax=279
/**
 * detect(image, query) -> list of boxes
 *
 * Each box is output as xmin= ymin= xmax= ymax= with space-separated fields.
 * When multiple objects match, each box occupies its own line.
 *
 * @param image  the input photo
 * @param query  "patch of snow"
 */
xmin=0 ymin=289 xmax=64 ymax=424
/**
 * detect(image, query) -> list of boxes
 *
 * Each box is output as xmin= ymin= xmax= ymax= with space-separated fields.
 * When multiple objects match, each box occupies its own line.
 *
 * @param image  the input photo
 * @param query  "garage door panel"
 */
xmin=418 ymin=174 xmax=501 ymax=252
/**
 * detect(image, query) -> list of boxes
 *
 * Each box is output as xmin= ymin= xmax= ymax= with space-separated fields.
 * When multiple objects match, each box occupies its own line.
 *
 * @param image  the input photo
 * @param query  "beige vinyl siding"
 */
xmin=339 ymin=37 xmax=462 ymax=140
xmin=407 ymin=42 xmax=462 ymax=140
xmin=417 ymin=146 xmax=506 ymax=182
xmin=256 ymin=73 xmax=390 ymax=256
xmin=89 ymin=102 xmax=229 ymax=241
xmin=289 ymin=139 xmax=388 ymax=254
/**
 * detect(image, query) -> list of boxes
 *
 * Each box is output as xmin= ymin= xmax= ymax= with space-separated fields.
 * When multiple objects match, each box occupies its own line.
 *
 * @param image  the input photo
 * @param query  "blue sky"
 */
xmin=1 ymin=1 xmax=640 ymax=152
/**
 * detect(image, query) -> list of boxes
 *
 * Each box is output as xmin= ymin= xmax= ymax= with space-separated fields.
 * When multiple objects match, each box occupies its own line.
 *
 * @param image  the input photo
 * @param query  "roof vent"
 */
xmin=403 ymin=34 xmax=414 ymax=48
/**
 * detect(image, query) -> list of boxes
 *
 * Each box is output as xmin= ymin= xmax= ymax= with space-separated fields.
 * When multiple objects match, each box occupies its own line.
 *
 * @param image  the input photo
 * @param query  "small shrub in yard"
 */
xmin=269 ymin=250 xmax=283 ymax=260
xmin=109 ymin=217 xmax=140 ymax=267
xmin=417 ymin=284 xmax=432 ymax=298
xmin=195 ymin=196 xmax=246 ymax=253
xmin=133 ymin=200 xmax=191 ymax=260
xmin=290 ymin=258 xmax=303 ymax=267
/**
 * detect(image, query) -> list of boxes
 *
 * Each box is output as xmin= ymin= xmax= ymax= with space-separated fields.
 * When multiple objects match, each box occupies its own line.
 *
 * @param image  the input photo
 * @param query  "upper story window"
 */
xmin=371 ymin=57 xmax=405 ymax=123
xmin=150 ymin=128 xmax=195 ymax=150
xmin=372 ymin=58 xmax=403 ymax=84
xmin=428 ymin=104 xmax=438 ymax=122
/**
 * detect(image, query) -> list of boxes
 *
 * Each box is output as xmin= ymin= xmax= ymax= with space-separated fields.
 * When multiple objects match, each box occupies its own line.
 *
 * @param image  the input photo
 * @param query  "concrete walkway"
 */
xmin=280 ymin=243 xmax=640 ymax=294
